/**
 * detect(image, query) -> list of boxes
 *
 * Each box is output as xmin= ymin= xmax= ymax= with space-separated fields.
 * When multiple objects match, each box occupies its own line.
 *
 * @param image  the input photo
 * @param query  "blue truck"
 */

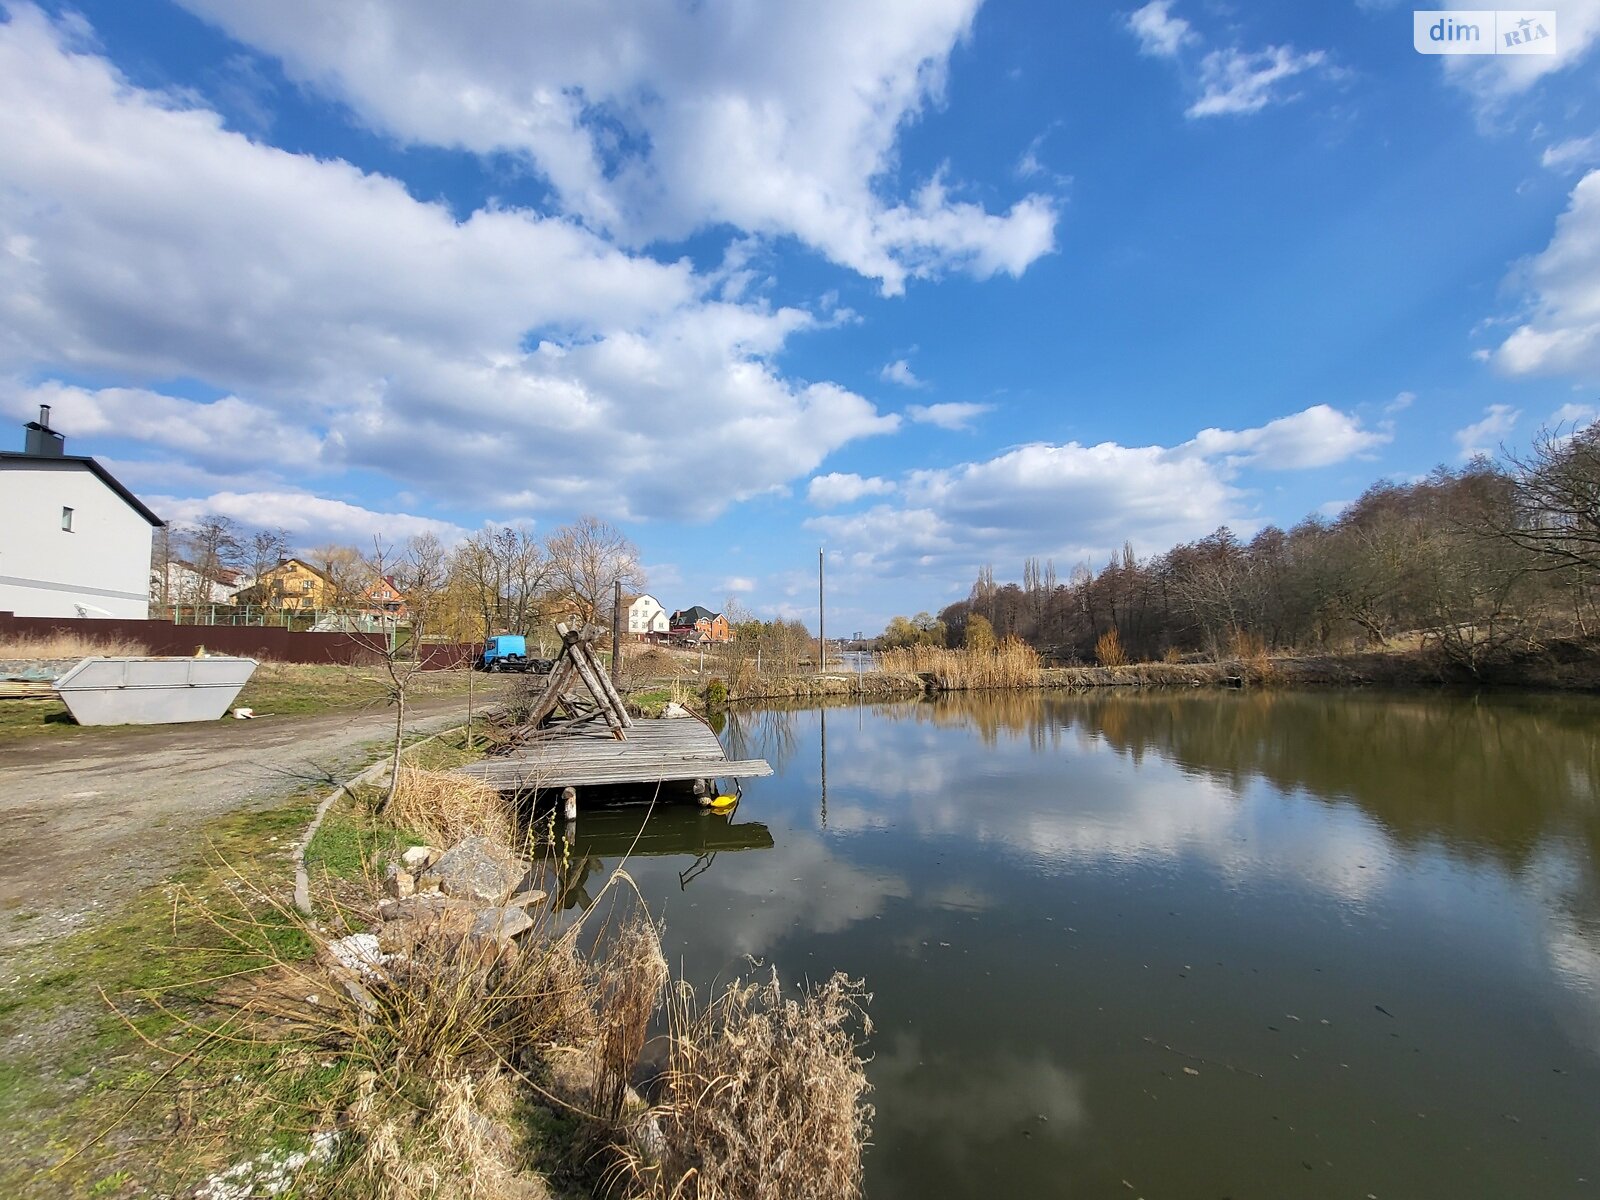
xmin=476 ymin=635 xmax=554 ymax=673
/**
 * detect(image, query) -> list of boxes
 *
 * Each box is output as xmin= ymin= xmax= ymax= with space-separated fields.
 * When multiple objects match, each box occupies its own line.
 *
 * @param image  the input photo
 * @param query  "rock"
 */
xmin=325 ymin=932 xmax=387 ymax=979
xmin=471 ymin=906 xmax=534 ymax=943
xmin=418 ymin=836 xmax=525 ymax=906
xmin=378 ymin=892 xmax=456 ymax=922
xmin=506 ymin=888 xmax=548 ymax=909
xmin=662 ymin=702 xmax=691 ymax=718
xmin=384 ymin=864 xmax=415 ymax=900
xmin=401 ymin=844 xmax=439 ymax=872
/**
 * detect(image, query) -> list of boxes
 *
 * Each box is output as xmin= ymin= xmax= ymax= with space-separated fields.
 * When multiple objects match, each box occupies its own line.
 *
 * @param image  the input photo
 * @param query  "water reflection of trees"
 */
xmin=930 ymin=690 xmax=1600 ymax=879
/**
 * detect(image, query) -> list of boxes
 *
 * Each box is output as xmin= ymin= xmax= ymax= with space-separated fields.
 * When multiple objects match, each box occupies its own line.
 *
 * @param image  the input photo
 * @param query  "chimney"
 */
xmin=23 ymin=404 xmax=65 ymax=457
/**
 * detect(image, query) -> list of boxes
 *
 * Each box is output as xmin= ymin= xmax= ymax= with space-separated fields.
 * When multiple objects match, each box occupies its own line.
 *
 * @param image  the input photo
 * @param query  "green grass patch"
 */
xmin=628 ymin=686 xmax=673 ymax=717
xmin=0 ymin=794 xmax=324 ymax=1198
xmin=304 ymin=793 xmax=424 ymax=882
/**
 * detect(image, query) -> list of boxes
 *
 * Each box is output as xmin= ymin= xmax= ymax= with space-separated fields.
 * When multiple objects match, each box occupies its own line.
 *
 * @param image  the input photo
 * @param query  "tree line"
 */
xmin=151 ymin=513 xmax=646 ymax=645
xmin=887 ymin=417 xmax=1600 ymax=674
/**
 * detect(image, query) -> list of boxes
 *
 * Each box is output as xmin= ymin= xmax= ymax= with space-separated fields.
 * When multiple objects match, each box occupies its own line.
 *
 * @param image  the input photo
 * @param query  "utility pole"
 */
xmin=610 ymin=578 xmax=624 ymax=686
xmin=817 ymin=547 xmax=825 ymax=674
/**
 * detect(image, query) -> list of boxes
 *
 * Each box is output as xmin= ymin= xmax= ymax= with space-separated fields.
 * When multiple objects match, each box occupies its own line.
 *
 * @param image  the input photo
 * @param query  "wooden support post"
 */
xmin=567 ymin=638 xmax=629 ymax=739
xmin=523 ymin=658 xmax=578 ymax=729
xmin=561 ymin=786 xmax=578 ymax=822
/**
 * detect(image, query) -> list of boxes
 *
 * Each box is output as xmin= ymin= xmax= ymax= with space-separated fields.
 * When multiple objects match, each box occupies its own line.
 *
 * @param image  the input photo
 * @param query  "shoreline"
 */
xmin=718 ymin=642 xmax=1600 ymax=703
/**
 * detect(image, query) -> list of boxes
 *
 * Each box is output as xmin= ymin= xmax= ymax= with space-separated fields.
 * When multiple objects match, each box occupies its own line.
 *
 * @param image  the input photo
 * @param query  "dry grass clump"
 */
xmin=385 ymin=766 xmax=515 ymax=847
xmin=0 ymin=632 xmax=150 ymax=659
xmin=1225 ymin=630 xmax=1280 ymax=684
xmin=879 ymin=636 xmax=1040 ymax=690
xmin=142 ymin=870 xmax=599 ymax=1197
xmin=612 ymin=971 xmax=874 ymax=1200
xmin=346 ymin=1069 xmax=548 ymax=1200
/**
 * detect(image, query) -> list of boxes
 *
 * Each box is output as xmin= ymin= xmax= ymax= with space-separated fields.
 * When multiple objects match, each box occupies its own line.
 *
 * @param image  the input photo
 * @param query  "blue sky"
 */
xmin=1 ymin=1 xmax=1598 ymax=635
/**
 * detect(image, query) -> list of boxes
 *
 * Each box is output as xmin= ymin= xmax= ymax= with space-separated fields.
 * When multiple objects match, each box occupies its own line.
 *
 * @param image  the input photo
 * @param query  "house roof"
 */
xmin=671 ymin=605 xmax=717 ymax=625
xmin=0 ymin=452 xmax=164 ymax=527
xmin=265 ymin=557 xmax=331 ymax=581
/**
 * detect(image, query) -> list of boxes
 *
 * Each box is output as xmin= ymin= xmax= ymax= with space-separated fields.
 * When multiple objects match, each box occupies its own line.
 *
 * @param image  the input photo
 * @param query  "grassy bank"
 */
xmin=2 ymin=723 xmax=873 ymax=1199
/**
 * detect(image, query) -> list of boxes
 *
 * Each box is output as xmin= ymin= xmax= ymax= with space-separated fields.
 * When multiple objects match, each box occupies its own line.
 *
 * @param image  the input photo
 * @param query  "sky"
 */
xmin=1 ymin=1 xmax=1598 ymax=636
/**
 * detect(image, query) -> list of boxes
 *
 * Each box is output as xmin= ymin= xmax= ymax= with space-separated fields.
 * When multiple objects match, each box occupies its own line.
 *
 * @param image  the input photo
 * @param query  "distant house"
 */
xmin=624 ymin=593 xmax=669 ymax=640
xmin=0 ymin=406 xmax=163 ymax=618
xmin=361 ymin=575 xmax=408 ymax=622
xmin=668 ymin=605 xmax=733 ymax=644
xmin=154 ymin=561 xmax=245 ymax=606
xmin=239 ymin=558 xmax=333 ymax=611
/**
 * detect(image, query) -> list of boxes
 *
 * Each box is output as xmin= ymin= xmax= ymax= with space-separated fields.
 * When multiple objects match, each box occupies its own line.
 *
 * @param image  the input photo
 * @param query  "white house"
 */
xmin=0 ymin=406 xmax=164 ymax=618
xmin=152 ymin=561 xmax=247 ymax=606
xmin=624 ymin=593 xmax=669 ymax=639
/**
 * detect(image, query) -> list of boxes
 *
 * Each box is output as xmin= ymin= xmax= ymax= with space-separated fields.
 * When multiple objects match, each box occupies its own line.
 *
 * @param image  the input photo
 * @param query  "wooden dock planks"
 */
xmin=458 ymin=717 xmax=772 ymax=791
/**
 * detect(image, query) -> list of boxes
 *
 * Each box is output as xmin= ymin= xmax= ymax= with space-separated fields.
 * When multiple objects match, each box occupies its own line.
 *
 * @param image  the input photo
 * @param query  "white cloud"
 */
xmin=1454 ymin=404 xmax=1520 ymax=458
xmin=719 ymin=576 xmax=756 ymax=594
xmin=1494 ymin=169 xmax=1600 ymax=377
xmin=1551 ymin=401 xmax=1598 ymax=426
xmin=3 ymin=381 xmax=323 ymax=470
xmin=1125 ymin=4 xmax=1331 ymax=119
xmin=879 ymin=358 xmax=927 ymax=389
xmin=173 ymin=0 xmax=1058 ymax=296
xmin=1187 ymin=45 xmax=1328 ymax=118
xmin=1386 ymin=390 xmax=1416 ymax=414
xmin=1442 ymin=1 xmax=1600 ymax=110
xmin=807 ymin=404 xmax=1384 ymax=579
xmin=1127 ymin=1 xmax=1198 ymax=59
xmin=1542 ymin=132 xmax=1600 ymax=171
xmin=906 ymin=401 xmax=993 ymax=430
xmin=149 ymin=490 xmax=467 ymax=547
xmin=1185 ymin=403 xmax=1388 ymax=468
xmin=0 ymin=7 xmax=900 ymax=524
xmin=807 ymin=472 xmax=897 ymax=507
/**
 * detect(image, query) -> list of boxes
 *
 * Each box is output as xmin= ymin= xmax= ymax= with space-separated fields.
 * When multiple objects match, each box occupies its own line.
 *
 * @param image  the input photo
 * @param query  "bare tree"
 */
xmin=366 ymin=535 xmax=457 ymax=814
xmin=546 ymin=516 xmax=645 ymax=627
xmin=245 ymin=527 xmax=291 ymax=587
xmin=183 ymin=515 xmax=243 ymax=601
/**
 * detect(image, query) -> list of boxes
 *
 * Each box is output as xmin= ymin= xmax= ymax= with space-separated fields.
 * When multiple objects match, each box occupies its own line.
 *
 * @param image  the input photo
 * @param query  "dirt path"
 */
xmin=0 ymin=695 xmax=492 ymax=952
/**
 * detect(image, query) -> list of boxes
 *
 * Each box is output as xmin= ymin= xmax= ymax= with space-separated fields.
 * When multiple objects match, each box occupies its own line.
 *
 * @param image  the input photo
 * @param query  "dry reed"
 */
xmin=610 ymin=971 xmax=874 ymax=1200
xmin=591 ymin=917 xmax=669 ymax=1123
xmin=878 ymin=636 xmax=1041 ymax=690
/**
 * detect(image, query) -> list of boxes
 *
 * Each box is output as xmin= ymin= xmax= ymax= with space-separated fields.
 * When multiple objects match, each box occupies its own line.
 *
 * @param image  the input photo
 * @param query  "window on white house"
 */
xmin=60 ymin=506 xmax=73 ymax=531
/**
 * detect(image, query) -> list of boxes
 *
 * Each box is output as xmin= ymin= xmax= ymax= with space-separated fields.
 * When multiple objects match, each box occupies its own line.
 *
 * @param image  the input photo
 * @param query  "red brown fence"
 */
xmin=0 ymin=612 xmax=478 ymax=669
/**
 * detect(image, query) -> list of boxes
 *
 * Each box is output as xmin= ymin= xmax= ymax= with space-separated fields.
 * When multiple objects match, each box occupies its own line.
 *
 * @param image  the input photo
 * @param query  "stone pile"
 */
xmin=322 ymin=834 xmax=547 ymax=1003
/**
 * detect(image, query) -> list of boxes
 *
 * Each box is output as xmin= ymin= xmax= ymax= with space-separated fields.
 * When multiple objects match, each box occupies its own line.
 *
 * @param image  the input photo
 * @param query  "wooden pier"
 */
xmin=457 ymin=717 xmax=772 ymax=793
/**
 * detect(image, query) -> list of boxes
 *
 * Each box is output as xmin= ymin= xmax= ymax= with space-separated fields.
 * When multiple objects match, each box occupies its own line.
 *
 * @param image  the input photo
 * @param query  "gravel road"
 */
xmin=0 ymin=695 xmax=491 ymax=952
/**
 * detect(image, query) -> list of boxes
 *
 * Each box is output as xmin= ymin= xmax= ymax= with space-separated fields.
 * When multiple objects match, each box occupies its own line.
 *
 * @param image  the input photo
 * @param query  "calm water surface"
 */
xmin=552 ymin=691 xmax=1600 ymax=1198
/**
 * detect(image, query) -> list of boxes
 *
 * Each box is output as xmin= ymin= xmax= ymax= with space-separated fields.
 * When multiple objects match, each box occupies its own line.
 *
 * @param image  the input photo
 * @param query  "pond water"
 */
xmin=550 ymin=691 xmax=1600 ymax=1198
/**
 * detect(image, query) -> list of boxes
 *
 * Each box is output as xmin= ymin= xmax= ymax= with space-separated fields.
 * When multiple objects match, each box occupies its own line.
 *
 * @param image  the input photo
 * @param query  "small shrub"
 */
xmin=704 ymin=678 xmax=728 ymax=708
xmin=1095 ymin=627 xmax=1127 ymax=668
